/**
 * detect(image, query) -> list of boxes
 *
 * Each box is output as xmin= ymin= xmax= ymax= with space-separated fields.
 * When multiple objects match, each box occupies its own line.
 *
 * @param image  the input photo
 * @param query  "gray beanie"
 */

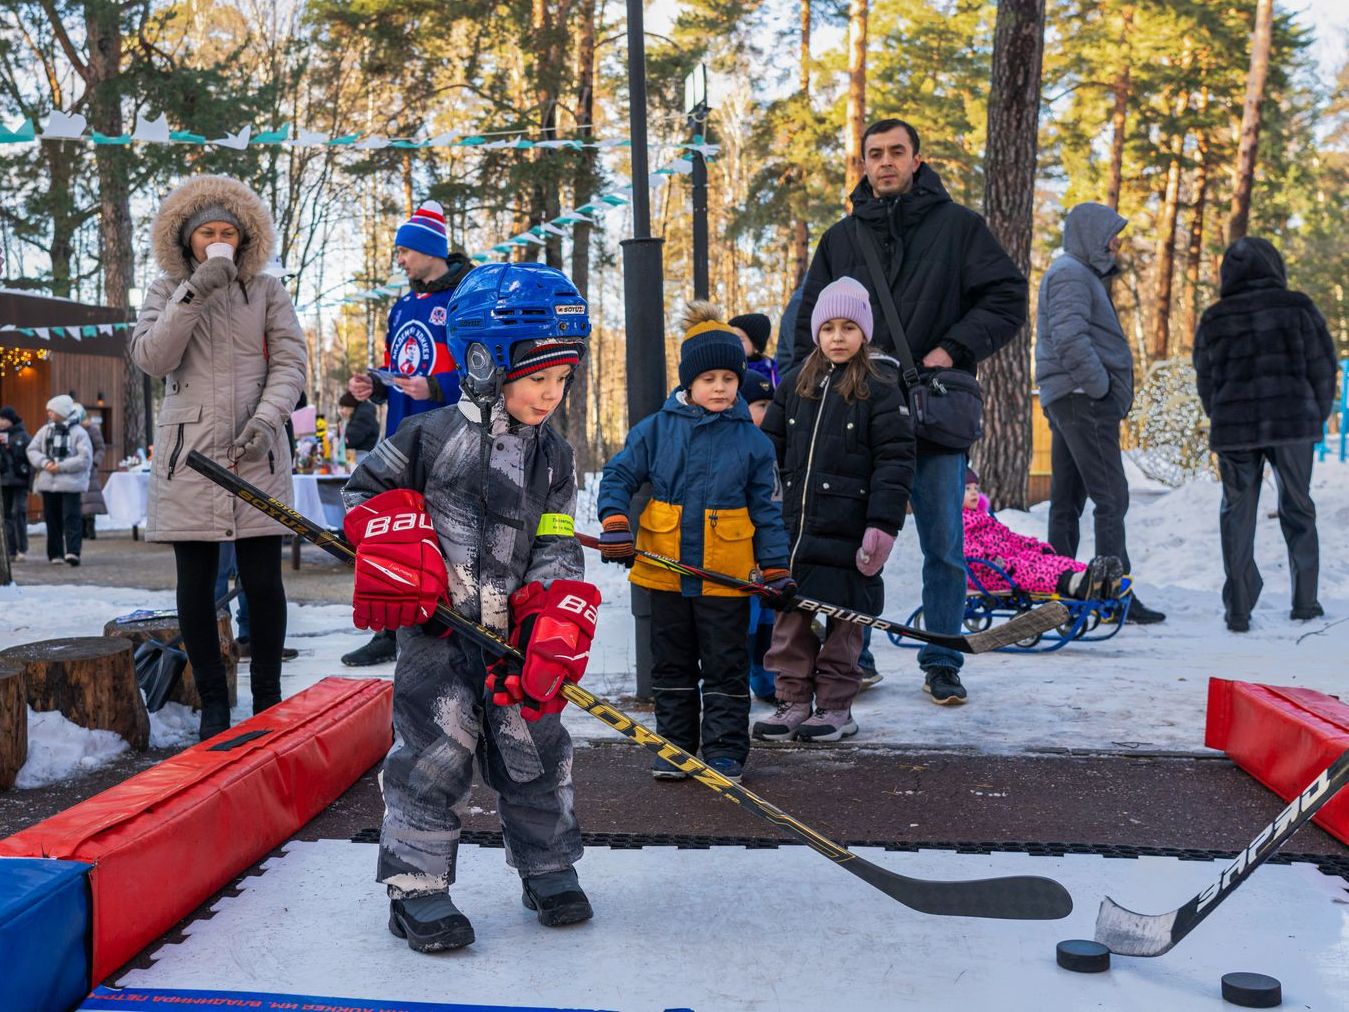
xmin=181 ymin=205 xmax=243 ymax=246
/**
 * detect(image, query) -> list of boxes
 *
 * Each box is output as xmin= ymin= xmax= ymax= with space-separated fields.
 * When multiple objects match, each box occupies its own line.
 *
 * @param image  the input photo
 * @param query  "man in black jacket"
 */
xmin=1193 ymin=236 xmax=1338 ymax=633
xmin=0 ymin=405 xmax=32 ymax=561
xmin=794 ymin=119 xmax=1026 ymax=704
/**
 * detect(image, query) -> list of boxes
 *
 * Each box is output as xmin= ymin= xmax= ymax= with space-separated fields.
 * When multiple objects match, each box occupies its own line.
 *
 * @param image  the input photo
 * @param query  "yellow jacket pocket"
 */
xmin=633 ymin=499 xmax=683 ymax=592
xmin=702 ymin=508 xmax=755 ymax=598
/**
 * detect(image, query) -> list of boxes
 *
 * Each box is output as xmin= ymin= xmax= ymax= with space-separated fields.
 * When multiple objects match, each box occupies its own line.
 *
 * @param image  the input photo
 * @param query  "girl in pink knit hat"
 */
xmin=753 ymin=277 xmax=915 ymax=742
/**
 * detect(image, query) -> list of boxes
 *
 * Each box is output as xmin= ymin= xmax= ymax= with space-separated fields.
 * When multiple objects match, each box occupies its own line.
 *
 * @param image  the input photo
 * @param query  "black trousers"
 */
xmin=41 ymin=491 xmax=82 ymax=560
xmin=2 ymin=486 xmax=28 ymax=555
xmin=649 ymin=591 xmax=751 ymax=763
xmin=1217 ymin=442 xmax=1319 ymax=622
xmin=173 ymin=537 xmax=287 ymax=713
xmin=1044 ymin=394 xmax=1131 ymax=572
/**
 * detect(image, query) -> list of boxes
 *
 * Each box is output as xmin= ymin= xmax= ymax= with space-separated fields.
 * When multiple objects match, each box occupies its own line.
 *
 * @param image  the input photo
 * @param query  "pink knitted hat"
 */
xmin=810 ymin=276 xmax=874 ymax=344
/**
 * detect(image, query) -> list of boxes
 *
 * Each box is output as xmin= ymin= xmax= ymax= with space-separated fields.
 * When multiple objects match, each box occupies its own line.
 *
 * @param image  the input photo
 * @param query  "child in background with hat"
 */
xmin=753 ymin=277 xmax=914 ymax=742
xmin=729 ymin=312 xmax=780 ymax=390
xmin=740 ymin=369 xmax=781 ymax=702
xmin=26 ymin=395 xmax=94 ymax=566
xmin=597 ymin=302 xmax=793 ymax=784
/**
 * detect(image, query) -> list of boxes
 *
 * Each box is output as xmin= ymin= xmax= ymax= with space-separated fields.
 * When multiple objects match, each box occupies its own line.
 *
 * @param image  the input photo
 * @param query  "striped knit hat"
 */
xmin=394 ymin=199 xmax=449 ymax=259
xmin=506 ymin=339 xmax=583 ymax=383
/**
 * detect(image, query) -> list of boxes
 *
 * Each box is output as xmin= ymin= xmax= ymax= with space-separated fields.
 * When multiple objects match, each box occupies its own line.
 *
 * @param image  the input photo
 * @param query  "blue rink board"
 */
xmin=0 ymin=856 xmax=92 ymax=1012
xmin=81 ymin=986 xmax=631 ymax=1012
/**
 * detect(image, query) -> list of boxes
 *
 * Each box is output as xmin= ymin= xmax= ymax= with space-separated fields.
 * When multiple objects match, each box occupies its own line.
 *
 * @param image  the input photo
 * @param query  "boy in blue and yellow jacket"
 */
xmin=597 ymin=304 xmax=792 ymax=784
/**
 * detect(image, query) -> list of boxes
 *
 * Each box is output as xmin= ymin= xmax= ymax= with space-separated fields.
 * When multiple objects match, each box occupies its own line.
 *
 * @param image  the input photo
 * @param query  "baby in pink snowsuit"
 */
xmin=962 ymin=469 xmax=1122 ymax=600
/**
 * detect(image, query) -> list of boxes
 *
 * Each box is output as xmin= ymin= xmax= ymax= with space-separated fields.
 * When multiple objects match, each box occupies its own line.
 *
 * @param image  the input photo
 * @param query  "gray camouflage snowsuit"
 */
xmin=342 ymin=399 xmax=585 ymax=898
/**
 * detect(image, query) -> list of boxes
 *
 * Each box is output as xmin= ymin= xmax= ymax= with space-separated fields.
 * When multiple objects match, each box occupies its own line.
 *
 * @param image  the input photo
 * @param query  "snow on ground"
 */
xmin=6 ymin=457 xmax=1349 ymax=787
xmin=119 ymin=838 xmax=1349 ymax=1011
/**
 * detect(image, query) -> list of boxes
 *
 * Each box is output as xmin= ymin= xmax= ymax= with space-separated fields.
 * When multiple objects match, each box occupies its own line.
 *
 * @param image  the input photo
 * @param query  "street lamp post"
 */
xmin=686 ymin=64 xmax=710 ymax=301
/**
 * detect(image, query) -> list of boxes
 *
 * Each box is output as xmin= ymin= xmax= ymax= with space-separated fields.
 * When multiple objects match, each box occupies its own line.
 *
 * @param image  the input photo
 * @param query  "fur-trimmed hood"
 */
xmin=150 ymin=174 xmax=276 ymax=282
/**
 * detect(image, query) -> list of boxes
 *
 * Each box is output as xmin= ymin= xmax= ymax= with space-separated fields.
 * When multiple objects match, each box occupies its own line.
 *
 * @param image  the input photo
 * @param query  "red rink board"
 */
xmin=0 ymin=677 xmax=392 ymax=982
xmin=1205 ymin=677 xmax=1349 ymax=846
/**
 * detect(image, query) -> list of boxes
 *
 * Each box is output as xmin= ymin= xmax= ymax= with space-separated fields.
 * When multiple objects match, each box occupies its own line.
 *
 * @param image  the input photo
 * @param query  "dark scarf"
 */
xmin=45 ymin=422 xmax=72 ymax=461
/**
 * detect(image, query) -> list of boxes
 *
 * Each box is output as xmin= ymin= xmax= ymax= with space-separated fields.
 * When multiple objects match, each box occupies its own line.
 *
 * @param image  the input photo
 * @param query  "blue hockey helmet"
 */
xmin=447 ymin=262 xmax=591 ymax=403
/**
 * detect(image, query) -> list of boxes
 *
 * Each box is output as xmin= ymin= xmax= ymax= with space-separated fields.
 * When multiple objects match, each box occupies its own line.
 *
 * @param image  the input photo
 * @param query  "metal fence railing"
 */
xmin=1316 ymin=359 xmax=1349 ymax=463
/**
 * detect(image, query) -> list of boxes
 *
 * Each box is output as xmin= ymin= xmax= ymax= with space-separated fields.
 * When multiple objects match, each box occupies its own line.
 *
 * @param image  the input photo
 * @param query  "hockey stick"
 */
xmin=1095 ymin=747 xmax=1349 ymax=956
xmin=186 ymin=450 xmax=1073 ymax=921
xmin=573 ymin=532 xmax=1070 ymax=654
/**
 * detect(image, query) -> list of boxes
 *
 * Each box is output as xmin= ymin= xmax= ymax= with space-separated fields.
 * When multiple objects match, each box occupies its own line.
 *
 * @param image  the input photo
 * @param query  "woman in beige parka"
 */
xmin=131 ymin=174 xmax=306 ymax=740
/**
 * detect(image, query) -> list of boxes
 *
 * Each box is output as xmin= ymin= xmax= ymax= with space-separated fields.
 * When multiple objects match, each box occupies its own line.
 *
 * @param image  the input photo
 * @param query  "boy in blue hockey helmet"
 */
xmin=342 ymin=261 xmax=600 ymax=952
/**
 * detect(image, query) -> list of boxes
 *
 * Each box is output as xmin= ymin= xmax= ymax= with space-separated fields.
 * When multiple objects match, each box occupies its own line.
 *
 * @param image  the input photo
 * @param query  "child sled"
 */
xmin=888 ymin=557 xmax=1133 ymax=653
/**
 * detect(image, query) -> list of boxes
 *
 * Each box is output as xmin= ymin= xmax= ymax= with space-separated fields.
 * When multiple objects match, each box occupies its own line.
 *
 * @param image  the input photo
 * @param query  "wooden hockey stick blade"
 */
xmin=1095 ymin=747 xmax=1349 ymax=956
xmin=187 ymin=451 xmax=1073 ymax=920
xmin=962 ymin=602 xmax=1072 ymax=653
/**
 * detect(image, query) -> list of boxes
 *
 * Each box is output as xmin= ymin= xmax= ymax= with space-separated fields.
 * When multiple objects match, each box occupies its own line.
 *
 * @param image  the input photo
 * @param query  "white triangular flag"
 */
xmin=538 ymin=222 xmax=568 ymax=236
xmin=42 ymin=110 xmax=87 ymax=139
xmin=425 ymin=132 xmax=458 ymax=146
xmin=294 ymin=129 xmax=329 ymax=146
xmin=667 ymin=158 xmax=694 ymax=175
xmin=132 ymin=114 xmax=170 ymax=144
xmin=212 ymin=125 xmax=251 ymax=150
xmin=97 ymin=324 xmax=114 ymax=336
xmin=356 ymin=135 xmax=389 ymax=150
xmin=34 ymin=327 xmax=49 ymax=340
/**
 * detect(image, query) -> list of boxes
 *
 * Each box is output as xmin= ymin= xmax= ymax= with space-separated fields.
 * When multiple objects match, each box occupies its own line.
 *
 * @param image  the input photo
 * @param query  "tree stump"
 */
xmin=0 ymin=638 xmax=148 ymax=751
xmin=0 ymin=664 xmax=26 ymax=790
xmin=101 ymin=611 xmax=238 ymax=709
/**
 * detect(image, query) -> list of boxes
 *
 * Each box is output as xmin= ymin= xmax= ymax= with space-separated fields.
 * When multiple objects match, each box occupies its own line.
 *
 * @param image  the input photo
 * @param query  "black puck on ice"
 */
xmin=1221 ymin=972 xmax=1281 ymax=1008
xmin=1055 ymin=939 xmax=1110 ymax=973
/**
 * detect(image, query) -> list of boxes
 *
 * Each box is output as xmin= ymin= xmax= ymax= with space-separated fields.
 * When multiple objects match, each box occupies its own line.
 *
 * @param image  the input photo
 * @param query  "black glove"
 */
xmin=760 ymin=567 xmax=798 ymax=610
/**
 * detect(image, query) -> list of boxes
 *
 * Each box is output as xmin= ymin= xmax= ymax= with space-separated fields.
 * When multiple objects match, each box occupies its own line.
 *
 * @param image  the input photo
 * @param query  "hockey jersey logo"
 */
xmin=390 ymin=320 xmax=437 ymax=376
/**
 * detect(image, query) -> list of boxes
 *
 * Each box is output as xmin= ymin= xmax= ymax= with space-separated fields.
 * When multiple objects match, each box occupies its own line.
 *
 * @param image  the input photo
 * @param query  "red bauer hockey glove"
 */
xmin=486 ymin=579 xmax=601 ymax=721
xmin=344 ymin=489 xmax=449 ymax=632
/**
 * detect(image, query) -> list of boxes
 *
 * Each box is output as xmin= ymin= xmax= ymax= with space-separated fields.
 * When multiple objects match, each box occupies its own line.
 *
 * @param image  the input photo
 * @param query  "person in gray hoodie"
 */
xmin=1035 ymin=202 xmax=1164 ymax=624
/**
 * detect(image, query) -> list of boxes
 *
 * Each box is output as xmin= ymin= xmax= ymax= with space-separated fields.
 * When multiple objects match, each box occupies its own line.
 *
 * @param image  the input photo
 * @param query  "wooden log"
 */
xmin=0 ymin=637 xmax=149 ymax=751
xmin=101 ymin=611 xmax=238 ymax=709
xmin=0 ymin=664 xmax=26 ymax=790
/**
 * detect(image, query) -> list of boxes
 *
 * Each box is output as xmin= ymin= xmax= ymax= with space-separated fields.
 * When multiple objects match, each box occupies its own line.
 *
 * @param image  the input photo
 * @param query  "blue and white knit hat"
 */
xmin=394 ymin=199 xmax=449 ymax=259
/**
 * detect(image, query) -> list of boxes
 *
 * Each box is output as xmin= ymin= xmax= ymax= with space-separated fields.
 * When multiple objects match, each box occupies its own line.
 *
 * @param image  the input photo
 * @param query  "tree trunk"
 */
xmin=844 ymin=0 xmax=868 ymax=197
xmin=972 ymin=0 xmax=1045 ymax=511
xmin=1105 ymin=7 xmax=1133 ymax=212
xmin=0 ymin=665 xmax=24 ymax=790
xmin=1 ymin=637 xmax=149 ymax=751
xmin=792 ymin=0 xmax=812 ymax=286
xmin=1227 ymin=0 xmax=1274 ymax=243
xmin=45 ymin=143 xmax=77 ymax=298
xmin=1180 ymin=82 xmax=1212 ymax=348
xmin=85 ymin=1 xmax=142 ymax=454
xmin=1150 ymin=53 xmax=1193 ymax=362
xmin=565 ymin=0 xmax=597 ymax=481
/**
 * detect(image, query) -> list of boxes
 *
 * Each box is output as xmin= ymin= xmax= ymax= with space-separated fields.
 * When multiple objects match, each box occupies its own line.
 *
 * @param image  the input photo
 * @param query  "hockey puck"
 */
xmin=1055 ymin=939 xmax=1110 ymax=973
xmin=1221 ymin=972 xmax=1281 ymax=1008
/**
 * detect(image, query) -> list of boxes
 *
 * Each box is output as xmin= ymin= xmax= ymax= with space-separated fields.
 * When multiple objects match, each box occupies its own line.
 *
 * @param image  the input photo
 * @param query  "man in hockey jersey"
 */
xmin=342 ymin=261 xmax=600 ymax=953
xmin=343 ymin=198 xmax=472 ymax=667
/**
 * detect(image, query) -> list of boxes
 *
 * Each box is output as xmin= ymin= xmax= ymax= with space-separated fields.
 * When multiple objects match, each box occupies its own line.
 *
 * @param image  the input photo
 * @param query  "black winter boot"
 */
xmin=389 ymin=895 xmax=475 ymax=952
xmin=196 ymin=666 xmax=232 ymax=741
xmin=341 ymin=630 xmax=397 ymax=667
xmin=521 ymin=868 xmax=593 ymax=927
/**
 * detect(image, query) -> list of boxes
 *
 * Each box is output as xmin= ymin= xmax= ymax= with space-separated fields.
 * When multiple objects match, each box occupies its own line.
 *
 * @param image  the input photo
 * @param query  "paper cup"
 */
xmin=205 ymin=242 xmax=235 ymax=260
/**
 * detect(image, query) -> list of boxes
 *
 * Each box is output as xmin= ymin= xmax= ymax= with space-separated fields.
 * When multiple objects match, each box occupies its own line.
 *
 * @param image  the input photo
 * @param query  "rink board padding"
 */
xmin=1205 ymin=677 xmax=1349 ymax=845
xmin=0 ymin=857 xmax=93 ymax=1012
xmin=0 ymin=676 xmax=392 ymax=984
xmin=79 ymin=985 xmax=611 ymax=1012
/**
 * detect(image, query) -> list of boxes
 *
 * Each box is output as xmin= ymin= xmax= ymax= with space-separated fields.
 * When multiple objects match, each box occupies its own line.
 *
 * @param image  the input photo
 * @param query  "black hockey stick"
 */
xmin=1095 ymin=747 xmax=1349 ymax=956
xmin=574 ymin=532 xmax=1070 ymax=654
xmin=186 ymin=450 xmax=1073 ymax=921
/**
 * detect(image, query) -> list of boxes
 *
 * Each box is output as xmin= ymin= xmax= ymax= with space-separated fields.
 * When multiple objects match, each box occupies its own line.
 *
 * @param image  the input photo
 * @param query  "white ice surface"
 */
xmin=120 ymin=838 xmax=1349 ymax=1011
xmin=8 ymin=462 xmax=1349 ymax=786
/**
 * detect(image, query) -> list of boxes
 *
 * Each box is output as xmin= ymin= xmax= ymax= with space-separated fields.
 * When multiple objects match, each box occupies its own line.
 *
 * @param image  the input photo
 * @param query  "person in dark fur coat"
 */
xmin=1193 ymin=236 xmax=1338 ymax=632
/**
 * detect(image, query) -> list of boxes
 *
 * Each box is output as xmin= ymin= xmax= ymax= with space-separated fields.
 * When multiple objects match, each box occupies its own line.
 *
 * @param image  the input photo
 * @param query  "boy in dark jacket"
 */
xmin=0 ymin=406 xmax=32 ymax=561
xmin=1193 ymin=237 xmax=1338 ymax=632
xmin=598 ymin=303 xmax=792 ymax=783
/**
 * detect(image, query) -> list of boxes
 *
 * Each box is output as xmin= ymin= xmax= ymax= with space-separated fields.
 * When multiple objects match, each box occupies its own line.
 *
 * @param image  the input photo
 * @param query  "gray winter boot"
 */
xmin=521 ymin=867 xmax=593 ymax=927
xmin=794 ymin=707 xmax=859 ymax=742
xmin=752 ymin=700 xmax=812 ymax=741
xmin=389 ymin=894 xmax=475 ymax=952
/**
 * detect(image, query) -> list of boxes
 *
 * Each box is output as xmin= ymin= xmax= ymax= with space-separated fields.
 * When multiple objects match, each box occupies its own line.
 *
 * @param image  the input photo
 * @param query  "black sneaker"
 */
xmin=1291 ymin=604 xmax=1325 ymax=621
xmin=64 ymin=553 xmax=80 ymax=567
xmin=341 ymin=631 xmax=397 ymax=666
xmin=1227 ymin=616 xmax=1250 ymax=633
xmin=389 ymin=894 xmax=475 ymax=952
xmin=651 ymin=755 xmax=690 ymax=780
xmin=1125 ymin=597 xmax=1167 ymax=625
xmin=238 ymin=640 xmax=299 ymax=661
xmin=704 ymin=756 xmax=744 ymax=783
xmin=923 ymin=668 xmax=967 ymax=705
xmin=521 ymin=868 xmax=593 ymax=927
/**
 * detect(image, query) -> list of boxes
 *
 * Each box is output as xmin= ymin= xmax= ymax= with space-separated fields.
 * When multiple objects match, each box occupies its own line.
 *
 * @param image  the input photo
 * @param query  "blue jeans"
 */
xmin=909 ymin=451 xmax=967 ymax=673
xmin=214 ymin=541 xmax=252 ymax=641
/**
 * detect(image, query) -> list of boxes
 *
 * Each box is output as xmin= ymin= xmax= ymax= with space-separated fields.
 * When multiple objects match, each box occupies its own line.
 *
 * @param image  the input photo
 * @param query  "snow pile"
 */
xmin=15 ymin=708 xmax=130 ymax=789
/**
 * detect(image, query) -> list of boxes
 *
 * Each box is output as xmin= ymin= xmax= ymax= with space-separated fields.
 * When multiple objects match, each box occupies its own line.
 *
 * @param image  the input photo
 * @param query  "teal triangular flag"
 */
xmin=458 ymin=136 xmax=487 ymax=146
xmin=91 ymin=132 xmax=131 ymax=145
xmin=327 ymin=134 xmax=360 ymax=146
xmin=82 ymin=325 xmax=98 ymax=338
xmin=0 ymin=118 xmax=36 ymax=143
xmin=389 ymin=139 xmax=423 ymax=149
xmin=49 ymin=326 xmax=64 ymax=338
xmin=170 ymin=130 xmax=208 ymax=144
xmin=18 ymin=327 xmax=34 ymax=336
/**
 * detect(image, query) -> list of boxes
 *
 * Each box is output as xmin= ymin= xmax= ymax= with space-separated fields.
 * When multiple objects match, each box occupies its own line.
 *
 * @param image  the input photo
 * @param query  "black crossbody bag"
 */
xmin=849 ymin=219 xmax=983 ymax=449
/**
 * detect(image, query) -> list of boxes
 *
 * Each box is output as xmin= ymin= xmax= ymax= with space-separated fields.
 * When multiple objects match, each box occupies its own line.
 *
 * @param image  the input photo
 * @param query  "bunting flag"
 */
xmin=0 ymin=321 xmax=132 ymax=341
